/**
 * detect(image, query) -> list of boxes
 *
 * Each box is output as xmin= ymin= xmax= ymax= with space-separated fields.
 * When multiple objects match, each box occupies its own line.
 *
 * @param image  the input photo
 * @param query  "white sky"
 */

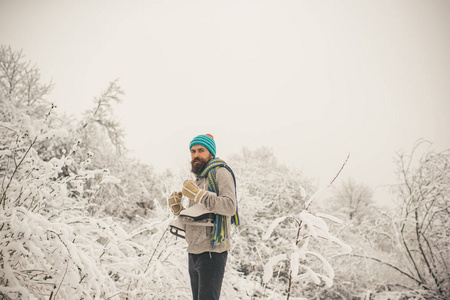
xmin=1 ymin=0 xmax=450 ymax=206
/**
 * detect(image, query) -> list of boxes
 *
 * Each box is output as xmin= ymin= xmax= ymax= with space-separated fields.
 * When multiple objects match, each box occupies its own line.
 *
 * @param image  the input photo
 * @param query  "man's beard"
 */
xmin=191 ymin=157 xmax=210 ymax=174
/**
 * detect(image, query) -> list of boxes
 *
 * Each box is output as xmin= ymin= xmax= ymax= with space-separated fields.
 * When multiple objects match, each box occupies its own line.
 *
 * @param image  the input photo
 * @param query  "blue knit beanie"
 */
xmin=190 ymin=134 xmax=216 ymax=157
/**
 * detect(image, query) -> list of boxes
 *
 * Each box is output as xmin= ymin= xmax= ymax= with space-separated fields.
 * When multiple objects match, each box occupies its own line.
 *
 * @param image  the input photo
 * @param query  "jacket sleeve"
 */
xmin=200 ymin=167 xmax=236 ymax=216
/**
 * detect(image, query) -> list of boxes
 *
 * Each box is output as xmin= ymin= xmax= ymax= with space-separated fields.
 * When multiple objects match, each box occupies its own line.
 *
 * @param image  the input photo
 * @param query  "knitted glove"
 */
xmin=182 ymin=180 xmax=207 ymax=203
xmin=168 ymin=191 xmax=184 ymax=216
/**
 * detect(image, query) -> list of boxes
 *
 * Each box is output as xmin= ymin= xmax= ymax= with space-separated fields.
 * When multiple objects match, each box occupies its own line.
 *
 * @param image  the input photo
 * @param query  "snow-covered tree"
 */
xmin=0 ymin=45 xmax=52 ymax=123
xmin=330 ymin=178 xmax=374 ymax=224
xmin=325 ymin=142 xmax=450 ymax=299
xmin=390 ymin=141 xmax=450 ymax=298
xmin=0 ymin=46 xmax=187 ymax=299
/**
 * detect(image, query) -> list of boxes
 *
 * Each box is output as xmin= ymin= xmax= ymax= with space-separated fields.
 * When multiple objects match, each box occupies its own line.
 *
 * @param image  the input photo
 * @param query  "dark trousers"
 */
xmin=188 ymin=251 xmax=228 ymax=300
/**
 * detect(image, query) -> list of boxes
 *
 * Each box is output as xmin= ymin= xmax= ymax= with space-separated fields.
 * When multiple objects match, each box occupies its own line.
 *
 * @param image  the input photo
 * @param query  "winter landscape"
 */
xmin=1 ymin=45 xmax=449 ymax=299
xmin=1 ymin=1 xmax=450 ymax=299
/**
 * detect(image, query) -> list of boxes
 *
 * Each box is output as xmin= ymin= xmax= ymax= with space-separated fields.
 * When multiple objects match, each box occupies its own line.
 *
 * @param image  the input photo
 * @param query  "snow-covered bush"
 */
xmin=0 ymin=46 xmax=190 ymax=299
xmin=390 ymin=141 xmax=450 ymax=298
xmin=226 ymin=148 xmax=316 ymax=297
xmin=261 ymin=156 xmax=352 ymax=299
xmin=0 ymin=113 xmax=122 ymax=298
xmin=315 ymin=141 xmax=450 ymax=299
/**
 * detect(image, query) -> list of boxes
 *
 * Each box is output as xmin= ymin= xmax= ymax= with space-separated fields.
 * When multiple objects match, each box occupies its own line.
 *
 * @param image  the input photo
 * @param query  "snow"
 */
xmin=262 ymin=216 xmax=287 ymax=241
xmin=263 ymin=254 xmax=287 ymax=283
xmin=37 ymin=128 xmax=69 ymax=141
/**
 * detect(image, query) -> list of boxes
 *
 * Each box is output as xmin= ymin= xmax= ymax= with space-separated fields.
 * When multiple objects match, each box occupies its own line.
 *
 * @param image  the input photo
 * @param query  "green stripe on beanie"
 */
xmin=190 ymin=134 xmax=216 ymax=157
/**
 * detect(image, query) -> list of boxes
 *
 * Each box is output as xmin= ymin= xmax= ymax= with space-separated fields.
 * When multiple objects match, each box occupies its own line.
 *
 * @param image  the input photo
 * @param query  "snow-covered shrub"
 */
xmin=389 ymin=141 xmax=450 ymax=298
xmin=0 ymin=46 xmax=191 ymax=299
xmin=224 ymin=148 xmax=315 ymax=297
xmin=313 ymin=142 xmax=450 ymax=299
xmin=261 ymin=156 xmax=352 ymax=299
xmin=0 ymin=114 xmax=121 ymax=298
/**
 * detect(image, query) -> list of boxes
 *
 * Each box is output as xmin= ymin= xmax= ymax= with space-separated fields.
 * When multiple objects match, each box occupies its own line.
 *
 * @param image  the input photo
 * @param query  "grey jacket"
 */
xmin=185 ymin=167 xmax=236 ymax=254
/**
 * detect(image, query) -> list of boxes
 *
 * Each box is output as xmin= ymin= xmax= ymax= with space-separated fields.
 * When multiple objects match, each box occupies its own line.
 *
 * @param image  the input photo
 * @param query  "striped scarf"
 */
xmin=198 ymin=158 xmax=240 ymax=247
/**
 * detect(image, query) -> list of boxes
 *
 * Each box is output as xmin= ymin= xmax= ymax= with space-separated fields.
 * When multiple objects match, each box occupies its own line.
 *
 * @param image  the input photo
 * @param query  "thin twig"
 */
xmin=327 ymin=153 xmax=350 ymax=188
xmin=52 ymin=259 xmax=69 ymax=300
xmin=1 ymin=136 xmax=37 ymax=209
xmin=305 ymin=153 xmax=350 ymax=210
xmin=0 ymin=122 xmax=17 ymax=132
xmin=342 ymin=253 xmax=424 ymax=287
xmin=144 ymin=227 xmax=168 ymax=274
xmin=105 ymin=292 xmax=121 ymax=300
xmin=286 ymin=270 xmax=293 ymax=300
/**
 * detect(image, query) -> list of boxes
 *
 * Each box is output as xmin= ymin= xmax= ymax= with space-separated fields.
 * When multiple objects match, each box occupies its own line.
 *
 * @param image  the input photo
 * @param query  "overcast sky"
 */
xmin=2 ymin=0 xmax=450 ymax=206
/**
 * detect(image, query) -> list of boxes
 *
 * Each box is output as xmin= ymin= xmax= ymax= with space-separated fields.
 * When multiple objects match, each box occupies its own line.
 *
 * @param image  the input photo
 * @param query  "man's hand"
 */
xmin=182 ymin=180 xmax=206 ymax=203
xmin=168 ymin=191 xmax=184 ymax=216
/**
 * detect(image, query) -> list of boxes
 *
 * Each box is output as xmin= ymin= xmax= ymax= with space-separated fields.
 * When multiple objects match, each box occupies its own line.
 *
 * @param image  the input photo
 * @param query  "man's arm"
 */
xmin=201 ymin=168 xmax=236 ymax=216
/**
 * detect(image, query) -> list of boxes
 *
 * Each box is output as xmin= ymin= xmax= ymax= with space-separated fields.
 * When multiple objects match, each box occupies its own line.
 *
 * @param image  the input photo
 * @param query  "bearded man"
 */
xmin=168 ymin=134 xmax=239 ymax=300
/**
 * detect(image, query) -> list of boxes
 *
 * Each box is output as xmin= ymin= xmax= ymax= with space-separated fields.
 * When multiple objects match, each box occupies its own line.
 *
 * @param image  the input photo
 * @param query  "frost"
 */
xmin=0 ymin=149 xmax=12 ymax=156
xmin=316 ymin=212 xmax=343 ymax=224
xmin=304 ymin=187 xmax=326 ymax=209
xmin=326 ymin=235 xmax=352 ymax=253
xmin=37 ymin=129 xmax=69 ymax=141
xmin=100 ymin=175 xmax=121 ymax=184
xmin=303 ymin=265 xmax=321 ymax=284
xmin=319 ymin=274 xmax=334 ymax=288
xmin=263 ymin=216 xmax=287 ymax=240
xmin=299 ymin=210 xmax=329 ymax=238
xmin=290 ymin=251 xmax=300 ymax=278
xmin=305 ymin=251 xmax=335 ymax=280
xmin=263 ymin=254 xmax=287 ymax=283
xmin=299 ymin=185 xmax=307 ymax=200
xmin=298 ymin=237 xmax=309 ymax=259
xmin=22 ymin=115 xmax=36 ymax=140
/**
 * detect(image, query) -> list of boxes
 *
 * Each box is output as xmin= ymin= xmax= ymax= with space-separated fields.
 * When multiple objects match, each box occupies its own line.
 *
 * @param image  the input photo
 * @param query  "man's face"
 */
xmin=190 ymin=145 xmax=213 ymax=174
